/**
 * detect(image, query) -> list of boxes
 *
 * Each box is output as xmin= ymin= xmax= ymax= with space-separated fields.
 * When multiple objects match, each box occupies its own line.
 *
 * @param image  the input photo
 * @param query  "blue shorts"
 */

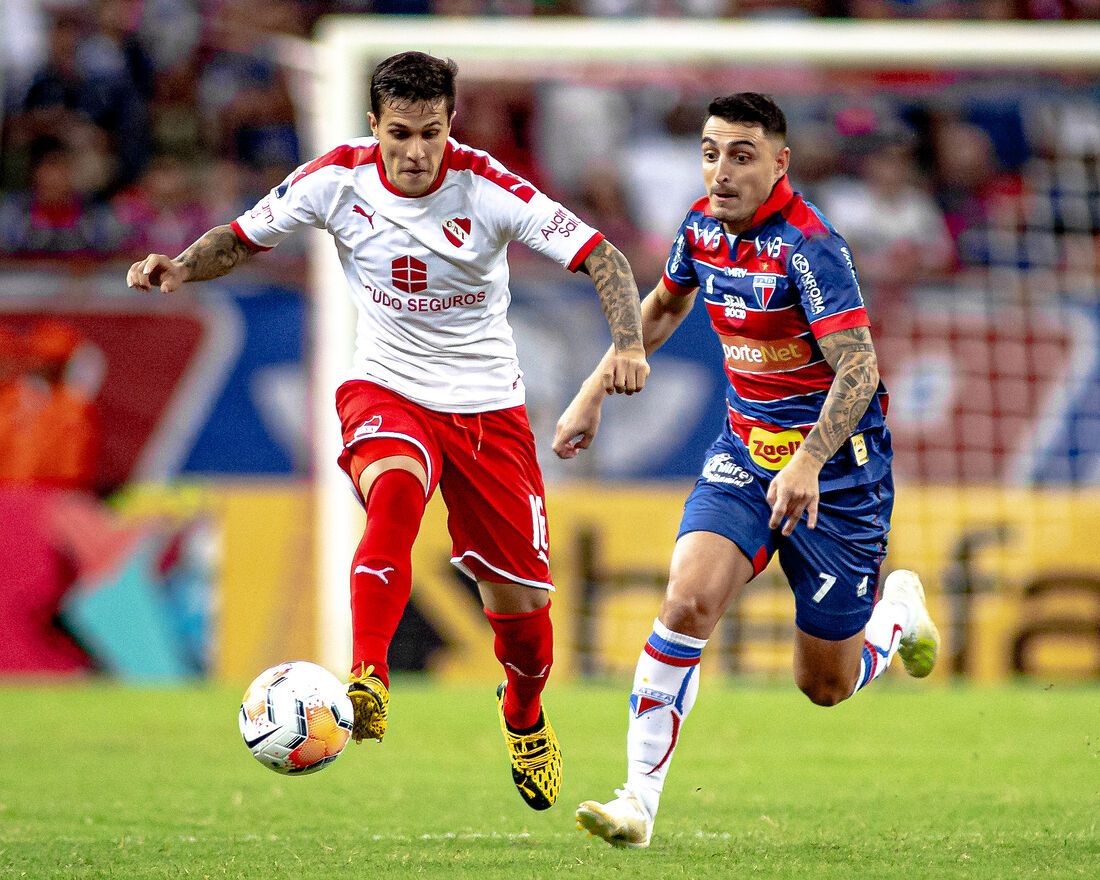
xmin=678 ymin=429 xmax=894 ymax=641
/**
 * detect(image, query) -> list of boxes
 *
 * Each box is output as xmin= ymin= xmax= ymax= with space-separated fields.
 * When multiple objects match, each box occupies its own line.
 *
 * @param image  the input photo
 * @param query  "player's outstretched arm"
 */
xmin=581 ymin=240 xmax=649 ymax=395
xmin=552 ymin=280 xmax=696 ymax=459
xmin=766 ymin=325 xmax=880 ymax=535
xmin=126 ymin=224 xmax=259 ymax=293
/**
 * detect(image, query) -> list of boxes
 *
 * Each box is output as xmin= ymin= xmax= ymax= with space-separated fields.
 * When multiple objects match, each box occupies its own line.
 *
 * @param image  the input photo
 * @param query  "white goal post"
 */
xmin=305 ymin=16 xmax=1100 ymax=676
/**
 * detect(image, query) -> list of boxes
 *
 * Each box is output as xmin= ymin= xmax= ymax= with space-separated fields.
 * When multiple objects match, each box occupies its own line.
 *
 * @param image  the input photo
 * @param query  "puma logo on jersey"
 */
xmin=352 ymin=204 xmax=375 ymax=227
xmin=354 ymin=564 xmax=394 ymax=583
xmin=352 ymin=415 xmax=383 ymax=440
xmin=442 ymin=216 xmax=471 ymax=247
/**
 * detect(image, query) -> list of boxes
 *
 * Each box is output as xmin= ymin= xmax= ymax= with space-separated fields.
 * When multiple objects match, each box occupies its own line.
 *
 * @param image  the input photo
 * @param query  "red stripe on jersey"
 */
xmin=729 ymin=362 xmax=834 ymax=402
xmin=662 ymin=272 xmax=696 ymax=296
xmin=447 ymin=142 xmax=537 ymax=202
xmin=689 ymin=239 xmax=785 ymax=277
xmin=690 ymin=194 xmax=711 ymax=214
xmin=230 ymin=220 xmax=272 ymax=252
xmin=703 ymin=300 xmax=807 ymax=337
xmin=781 ymin=195 xmax=829 ymax=238
xmin=727 ymin=408 xmax=812 ymax=441
xmin=291 ymin=143 xmax=377 ymax=187
xmin=810 ymin=307 xmax=870 ymax=338
xmin=568 ymin=232 xmax=605 ymax=272
xmin=690 ymin=242 xmax=741 ymax=272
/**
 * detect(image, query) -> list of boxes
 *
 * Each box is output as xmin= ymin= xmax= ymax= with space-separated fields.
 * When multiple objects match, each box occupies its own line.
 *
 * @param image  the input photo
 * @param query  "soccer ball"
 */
xmin=239 ymin=660 xmax=353 ymax=775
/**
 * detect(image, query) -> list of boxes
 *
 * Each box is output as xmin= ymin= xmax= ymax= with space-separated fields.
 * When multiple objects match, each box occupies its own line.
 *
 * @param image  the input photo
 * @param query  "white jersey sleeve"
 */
xmin=231 ymin=151 xmax=351 ymax=249
xmin=446 ymin=145 xmax=603 ymax=272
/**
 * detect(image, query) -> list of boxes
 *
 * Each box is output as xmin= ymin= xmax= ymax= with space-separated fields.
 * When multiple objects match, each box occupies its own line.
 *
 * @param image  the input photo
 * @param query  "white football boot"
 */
xmin=576 ymin=788 xmax=653 ymax=848
xmin=882 ymin=569 xmax=940 ymax=678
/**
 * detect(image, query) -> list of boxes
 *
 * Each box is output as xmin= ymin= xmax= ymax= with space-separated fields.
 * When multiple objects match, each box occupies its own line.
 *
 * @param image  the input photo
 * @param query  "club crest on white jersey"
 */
xmin=232 ymin=137 xmax=602 ymax=412
xmin=442 ymin=216 xmax=470 ymax=247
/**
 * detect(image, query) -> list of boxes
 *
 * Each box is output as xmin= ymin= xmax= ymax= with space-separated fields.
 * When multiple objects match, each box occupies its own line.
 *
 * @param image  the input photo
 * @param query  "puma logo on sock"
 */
xmin=504 ymin=662 xmax=550 ymax=680
xmin=354 ymin=564 xmax=394 ymax=584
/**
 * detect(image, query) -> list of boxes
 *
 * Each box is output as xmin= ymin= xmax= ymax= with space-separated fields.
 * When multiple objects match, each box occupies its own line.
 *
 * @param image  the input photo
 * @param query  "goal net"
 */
xmin=305 ymin=17 xmax=1100 ymax=681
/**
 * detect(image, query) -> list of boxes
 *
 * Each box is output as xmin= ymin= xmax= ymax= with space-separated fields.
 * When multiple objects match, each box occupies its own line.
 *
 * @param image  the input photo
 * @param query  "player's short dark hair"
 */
xmin=707 ymin=93 xmax=787 ymax=142
xmin=369 ymin=51 xmax=459 ymax=119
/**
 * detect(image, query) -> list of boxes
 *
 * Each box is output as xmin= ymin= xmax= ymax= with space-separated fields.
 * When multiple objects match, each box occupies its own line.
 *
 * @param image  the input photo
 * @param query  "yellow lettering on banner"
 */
xmin=747 ymin=426 xmax=805 ymax=470
xmin=112 ymin=481 xmax=1100 ymax=685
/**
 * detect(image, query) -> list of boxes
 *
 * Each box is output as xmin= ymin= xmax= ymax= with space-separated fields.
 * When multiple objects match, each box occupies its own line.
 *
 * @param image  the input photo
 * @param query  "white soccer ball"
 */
xmin=239 ymin=660 xmax=353 ymax=775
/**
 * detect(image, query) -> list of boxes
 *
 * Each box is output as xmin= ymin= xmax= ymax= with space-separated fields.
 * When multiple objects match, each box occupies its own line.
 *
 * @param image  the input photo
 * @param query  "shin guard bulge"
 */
xmin=485 ymin=601 xmax=553 ymax=730
xmin=349 ymin=468 xmax=426 ymax=688
xmin=625 ymin=619 xmax=705 ymax=820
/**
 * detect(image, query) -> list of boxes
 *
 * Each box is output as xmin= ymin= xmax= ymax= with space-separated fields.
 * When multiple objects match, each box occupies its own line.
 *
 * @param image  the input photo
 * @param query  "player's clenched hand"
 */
xmin=126 ymin=254 xmax=187 ymax=293
xmin=766 ymin=451 xmax=821 ymax=536
xmin=601 ymin=345 xmax=649 ymax=395
xmin=552 ymin=387 xmax=604 ymax=459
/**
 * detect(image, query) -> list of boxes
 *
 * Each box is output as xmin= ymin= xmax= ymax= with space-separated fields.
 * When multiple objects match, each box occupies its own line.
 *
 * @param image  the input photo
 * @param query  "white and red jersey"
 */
xmin=232 ymin=137 xmax=603 ymax=412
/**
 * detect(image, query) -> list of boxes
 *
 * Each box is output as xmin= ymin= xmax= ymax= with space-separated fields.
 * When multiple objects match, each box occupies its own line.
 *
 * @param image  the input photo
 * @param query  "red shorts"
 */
xmin=335 ymin=380 xmax=553 ymax=589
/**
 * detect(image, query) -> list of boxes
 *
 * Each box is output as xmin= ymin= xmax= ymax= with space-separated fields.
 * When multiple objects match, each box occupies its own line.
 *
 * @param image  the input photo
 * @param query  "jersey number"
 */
xmin=813 ymin=573 xmax=837 ymax=603
xmin=529 ymin=494 xmax=548 ymax=553
xmin=813 ymin=573 xmax=870 ymax=603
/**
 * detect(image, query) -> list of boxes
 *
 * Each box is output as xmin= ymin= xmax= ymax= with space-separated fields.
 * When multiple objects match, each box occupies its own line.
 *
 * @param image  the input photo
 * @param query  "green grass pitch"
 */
xmin=1 ymin=677 xmax=1096 ymax=879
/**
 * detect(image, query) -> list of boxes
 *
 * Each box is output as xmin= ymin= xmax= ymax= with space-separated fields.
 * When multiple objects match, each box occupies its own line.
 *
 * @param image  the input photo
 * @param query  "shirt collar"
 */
xmin=374 ymin=140 xmax=453 ymax=199
xmin=743 ymin=174 xmax=794 ymax=230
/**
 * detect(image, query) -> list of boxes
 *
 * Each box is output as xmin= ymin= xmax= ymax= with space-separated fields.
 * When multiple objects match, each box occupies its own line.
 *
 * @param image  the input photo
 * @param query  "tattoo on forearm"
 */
xmin=801 ymin=327 xmax=879 ymax=465
xmin=585 ymin=241 xmax=643 ymax=351
xmin=176 ymin=225 xmax=254 ymax=281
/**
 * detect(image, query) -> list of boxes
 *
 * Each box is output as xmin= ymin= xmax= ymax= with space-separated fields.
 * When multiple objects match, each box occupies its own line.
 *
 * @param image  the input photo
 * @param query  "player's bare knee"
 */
xmin=795 ymin=674 xmax=850 ymax=707
xmin=660 ymin=594 xmax=718 ymax=637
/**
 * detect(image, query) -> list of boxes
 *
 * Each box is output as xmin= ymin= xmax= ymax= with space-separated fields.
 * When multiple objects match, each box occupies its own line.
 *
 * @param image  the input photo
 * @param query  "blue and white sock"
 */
xmin=624 ymin=618 xmax=706 ymax=820
xmin=850 ymin=591 xmax=912 ymax=695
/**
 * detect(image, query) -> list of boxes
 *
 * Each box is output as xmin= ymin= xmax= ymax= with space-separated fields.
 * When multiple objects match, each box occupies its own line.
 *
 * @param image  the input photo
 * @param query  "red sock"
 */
xmin=349 ymin=468 xmax=425 ymax=689
xmin=485 ymin=601 xmax=553 ymax=730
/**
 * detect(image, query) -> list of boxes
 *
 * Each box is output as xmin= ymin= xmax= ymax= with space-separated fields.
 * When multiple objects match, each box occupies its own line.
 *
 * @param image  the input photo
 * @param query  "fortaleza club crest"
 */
xmin=752 ymin=273 xmax=778 ymax=309
xmin=630 ymin=686 xmax=675 ymax=717
xmin=442 ymin=216 xmax=471 ymax=247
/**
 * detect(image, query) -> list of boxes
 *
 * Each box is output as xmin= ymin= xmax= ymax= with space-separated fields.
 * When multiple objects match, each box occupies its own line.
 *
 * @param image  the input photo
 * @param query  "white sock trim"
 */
xmin=652 ymin=618 xmax=708 ymax=650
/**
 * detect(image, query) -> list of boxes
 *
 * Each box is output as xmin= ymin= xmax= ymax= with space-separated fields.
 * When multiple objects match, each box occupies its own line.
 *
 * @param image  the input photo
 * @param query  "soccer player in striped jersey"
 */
xmin=126 ymin=51 xmax=649 ymax=812
xmin=554 ymin=93 xmax=939 ymax=848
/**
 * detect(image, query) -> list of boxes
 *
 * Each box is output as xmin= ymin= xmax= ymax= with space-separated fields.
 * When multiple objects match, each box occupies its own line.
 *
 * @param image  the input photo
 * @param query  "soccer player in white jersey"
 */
xmin=126 ymin=51 xmax=649 ymax=812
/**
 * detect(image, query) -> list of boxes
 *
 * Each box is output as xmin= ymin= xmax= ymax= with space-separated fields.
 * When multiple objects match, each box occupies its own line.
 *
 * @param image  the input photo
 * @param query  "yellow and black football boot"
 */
xmin=347 ymin=662 xmax=389 ymax=742
xmin=495 ymin=682 xmax=561 ymax=810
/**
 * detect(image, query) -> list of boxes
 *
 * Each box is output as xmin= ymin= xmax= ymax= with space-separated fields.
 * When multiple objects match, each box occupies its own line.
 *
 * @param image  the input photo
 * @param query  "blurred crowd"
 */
xmin=1 ymin=0 xmax=1098 ymax=308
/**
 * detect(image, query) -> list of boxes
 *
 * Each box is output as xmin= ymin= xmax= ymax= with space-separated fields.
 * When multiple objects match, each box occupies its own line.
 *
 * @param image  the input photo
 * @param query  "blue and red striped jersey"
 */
xmin=663 ymin=176 xmax=891 ymax=489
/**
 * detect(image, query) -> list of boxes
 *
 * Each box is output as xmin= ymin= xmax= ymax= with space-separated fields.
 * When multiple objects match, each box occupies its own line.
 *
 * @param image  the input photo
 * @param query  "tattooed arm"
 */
xmin=126 ymin=224 xmax=259 ymax=293
xmin=766 ymin=325 xmax=881 ymax=535
xmin=799 ymin=326 xmax=880 ymax=466
xmin=574 ymin=240 xmax=649 ymax=399
xmin=581 ymin=239 xmax=646 ymax=355
xmin=553 ymin=277 xmax=692 ymax=459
